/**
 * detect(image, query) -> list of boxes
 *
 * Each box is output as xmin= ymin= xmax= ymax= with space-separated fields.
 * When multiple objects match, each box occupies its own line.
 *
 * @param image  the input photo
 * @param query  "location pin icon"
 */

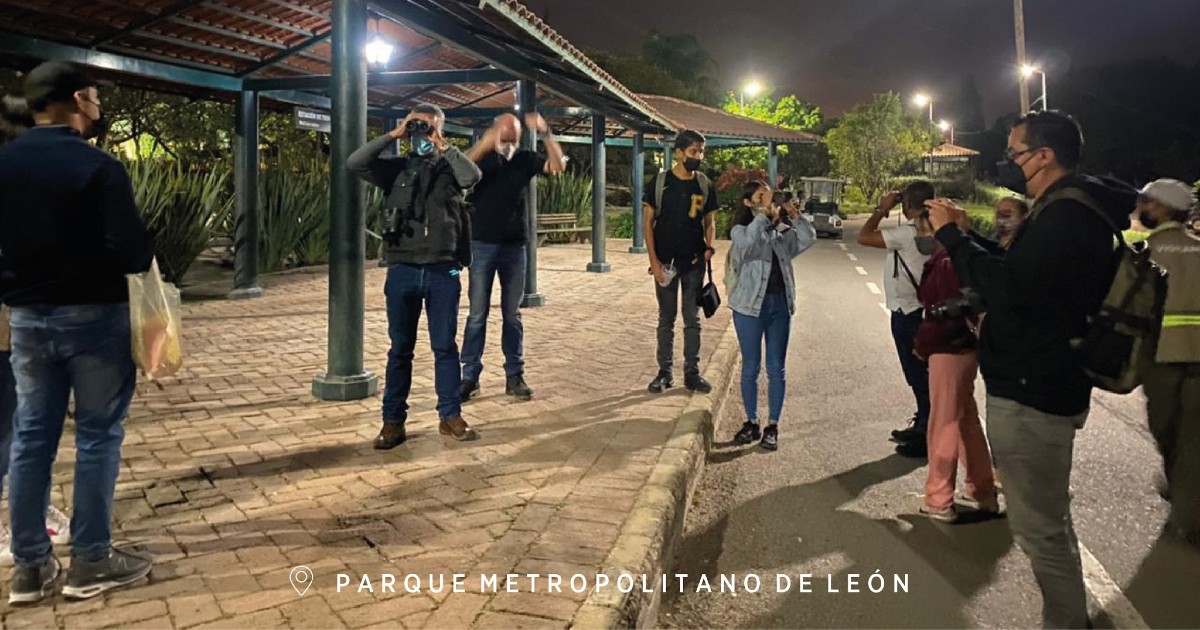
xmin=290 ymin=566 xmax=313 ymax=596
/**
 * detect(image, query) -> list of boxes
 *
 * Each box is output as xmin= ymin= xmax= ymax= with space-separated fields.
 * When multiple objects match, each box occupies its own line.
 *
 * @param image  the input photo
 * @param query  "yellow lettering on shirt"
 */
xmin=689 ymin=194 xmax=704 ymax=218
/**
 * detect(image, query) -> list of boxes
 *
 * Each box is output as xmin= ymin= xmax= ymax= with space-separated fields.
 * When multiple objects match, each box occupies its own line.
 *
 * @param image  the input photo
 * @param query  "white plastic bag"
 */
xmin=128 ymin=258 xmax=183 ymax=380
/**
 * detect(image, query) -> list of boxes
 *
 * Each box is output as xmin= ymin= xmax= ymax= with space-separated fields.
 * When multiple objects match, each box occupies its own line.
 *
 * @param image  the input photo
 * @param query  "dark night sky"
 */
xmin=542 ymin=0 xmax=1200 ymax=127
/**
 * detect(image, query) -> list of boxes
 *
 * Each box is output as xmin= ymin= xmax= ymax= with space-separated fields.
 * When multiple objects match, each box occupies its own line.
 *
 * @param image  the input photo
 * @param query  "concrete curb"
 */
xmin=570 ymin=320 xmax=740 ymax=629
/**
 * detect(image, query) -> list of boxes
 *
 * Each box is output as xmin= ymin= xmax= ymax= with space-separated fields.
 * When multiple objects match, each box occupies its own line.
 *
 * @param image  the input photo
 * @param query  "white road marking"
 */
xmin=838 ymin=243 xmax=848 ymax=251
xmin=866 ymin=282 xmax=881 ymax=295
xmin=855 ymin=266 xmax=868 ymax=276
xmin=879 ymin=302 xmax=889 ymax=313
xmin=847 ymin=253 xmax=859 ymax=261
xmin=1080 ymin=543 xmax=1148 ymax=629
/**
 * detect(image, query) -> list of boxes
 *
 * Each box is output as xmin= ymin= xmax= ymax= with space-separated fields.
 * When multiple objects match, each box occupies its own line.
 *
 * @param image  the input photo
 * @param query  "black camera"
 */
xmin=405 ymin=118 xmax=431 ymax=134
xmin=927 ymin=289 xmax=985 ymax=320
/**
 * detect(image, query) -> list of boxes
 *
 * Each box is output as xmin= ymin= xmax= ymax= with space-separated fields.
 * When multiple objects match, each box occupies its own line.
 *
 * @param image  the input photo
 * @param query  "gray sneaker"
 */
xmin=62 ymin=547 xmax=152 ymax=600
xmin=9 ymin=555 xmax=61 ymax=605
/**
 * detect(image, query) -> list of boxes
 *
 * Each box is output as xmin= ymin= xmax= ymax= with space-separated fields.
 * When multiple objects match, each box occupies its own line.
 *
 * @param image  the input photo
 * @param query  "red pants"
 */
xmin=925 ymin=352 xmax=996 ymax=510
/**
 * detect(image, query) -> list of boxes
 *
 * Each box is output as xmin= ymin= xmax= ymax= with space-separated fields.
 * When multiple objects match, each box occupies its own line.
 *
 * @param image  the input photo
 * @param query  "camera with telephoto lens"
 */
xmin=405 ymin=119 xmax=431 ymax=134
xmin=927 ymin=288 xmax=985 ymax=320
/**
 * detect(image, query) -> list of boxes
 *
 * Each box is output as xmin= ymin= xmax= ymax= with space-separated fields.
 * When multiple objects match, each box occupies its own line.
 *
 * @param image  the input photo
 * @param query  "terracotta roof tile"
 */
xmin=638 ymin=94 xmax=821 ymax=144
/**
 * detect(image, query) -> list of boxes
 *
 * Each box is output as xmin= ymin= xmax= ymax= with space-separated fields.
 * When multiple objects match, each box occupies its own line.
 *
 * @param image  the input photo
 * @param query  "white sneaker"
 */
xmin=920 ymin=504 xmax=959 ymax=523
xmin=46 ymin=505 xmax=71 ymax=545
xmin=956 ymin=492 xmax=1002 ymax=514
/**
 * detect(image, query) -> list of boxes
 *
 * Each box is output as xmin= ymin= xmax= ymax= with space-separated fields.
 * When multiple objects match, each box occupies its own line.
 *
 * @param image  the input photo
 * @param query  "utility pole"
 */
xmin=1014 ymin=0 xmax=1031 ymax=113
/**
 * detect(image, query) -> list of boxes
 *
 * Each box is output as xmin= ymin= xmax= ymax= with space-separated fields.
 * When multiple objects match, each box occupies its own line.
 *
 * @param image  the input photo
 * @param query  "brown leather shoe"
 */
xmin=438 ymin=416 xmax=478 ymax=441
xmin=373 ymin=423 xmax=406 ymax=450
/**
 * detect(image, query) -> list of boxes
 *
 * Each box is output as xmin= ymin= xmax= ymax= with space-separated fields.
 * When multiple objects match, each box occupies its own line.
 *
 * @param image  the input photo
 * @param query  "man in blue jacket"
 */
xmin=0 ymin=62 xmax=154 ymax=604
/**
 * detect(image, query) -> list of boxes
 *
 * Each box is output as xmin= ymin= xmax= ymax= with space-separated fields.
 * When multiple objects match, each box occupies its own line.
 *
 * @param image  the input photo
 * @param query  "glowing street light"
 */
xmin=912 ymin=93 xmax=933 ymax=122
xmin=739 ymin=79 xmax=763 ymax=114
xmin=365 ymin=37 xmax=394 ymax=66
xmin=1021 ymin=64 xmax=1048 ymax=111
xmin=938 ymin=119 xmax=955 ymax=144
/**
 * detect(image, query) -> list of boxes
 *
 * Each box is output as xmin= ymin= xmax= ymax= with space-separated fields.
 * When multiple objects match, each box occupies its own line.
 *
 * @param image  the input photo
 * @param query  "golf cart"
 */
xmin=800 ymin=177 xmax=846 ymax=239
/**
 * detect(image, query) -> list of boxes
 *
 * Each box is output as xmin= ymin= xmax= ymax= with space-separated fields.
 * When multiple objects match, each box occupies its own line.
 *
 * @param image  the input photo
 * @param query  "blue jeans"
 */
xmin=383 ymin=262 xmax=463 ymax=423
xmin=733 ymin=293 xmax=792 ymax=423
xmin=8 ymin=304 xmax=136 ymax=565
xmin=461 ymin=242 xmax=527 ymax=383
xmin=0 ymin=350 xmax=15 ymax=499
xmin=891 ymin=308 xmax=930 ymax=432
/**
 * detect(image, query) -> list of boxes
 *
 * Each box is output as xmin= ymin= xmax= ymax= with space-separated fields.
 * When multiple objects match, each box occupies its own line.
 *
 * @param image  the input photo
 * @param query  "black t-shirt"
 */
xmin=766 ymin=252 xmax=786 ymax=294
xmin=468 ymin=149 xmax=547 ymax=244
xmin=645 ymin=171 xmax=718 ymax=270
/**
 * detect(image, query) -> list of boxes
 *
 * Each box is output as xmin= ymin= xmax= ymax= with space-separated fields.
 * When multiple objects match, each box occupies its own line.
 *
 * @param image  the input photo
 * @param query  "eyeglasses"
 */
xmin=1004 ymin=146 xmax=1043 ymax=162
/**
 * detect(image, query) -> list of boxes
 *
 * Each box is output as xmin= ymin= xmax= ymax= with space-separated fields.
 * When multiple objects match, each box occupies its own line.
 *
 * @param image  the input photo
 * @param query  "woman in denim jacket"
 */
xmin=727 ymin=182 xmax=816 ymax=450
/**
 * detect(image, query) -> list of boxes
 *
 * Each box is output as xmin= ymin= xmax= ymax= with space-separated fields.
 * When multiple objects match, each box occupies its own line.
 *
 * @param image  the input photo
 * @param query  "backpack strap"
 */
xmin=894 ymin=250 xmax=921 ymax=291
xmin=1032 ymin=187 xmax=1126 ymax=247
xmin=654 ymin=171 xmax=666 ymax=219
xmin=696 ymin=171 xmax=711 ymax=207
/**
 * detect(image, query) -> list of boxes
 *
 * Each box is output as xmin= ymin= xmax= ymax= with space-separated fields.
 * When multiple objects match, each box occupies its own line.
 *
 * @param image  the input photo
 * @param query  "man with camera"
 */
xmin=459 ymin=112 xmax=565 ymax=404
xmin=858 ymin=181 xmax=937 ymax=458
xmin=348 ymin=104 xmax=482 ymax=450
xmin=0 ymin=62 xmax=155 ymax=603
xmin=927 ymin=111 xmax=1135 ymax=628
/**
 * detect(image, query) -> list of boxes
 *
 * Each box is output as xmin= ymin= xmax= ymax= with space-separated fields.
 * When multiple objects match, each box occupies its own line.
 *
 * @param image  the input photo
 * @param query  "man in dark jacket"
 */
xmin=928 ymin=110 xmax=1134 ymax=629
xmin=0 ymin=62 xmax=155 ymax=604
xmin=348 ymin=104 xmax=482 ymax=450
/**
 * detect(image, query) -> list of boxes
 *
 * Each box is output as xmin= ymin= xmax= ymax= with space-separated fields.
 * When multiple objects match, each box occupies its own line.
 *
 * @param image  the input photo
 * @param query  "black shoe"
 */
xmin=734 ymin=422 xmax=761 ymax=445
xmin=461 ymin=379 xmax=480 ymax=403
xmin=648 ymin=371 xmax=673 ymax=393
xmin=684 ymin=374 xmax=712 ymax=393
xmin=761 ymin=425 xmax=779 ymax=451
xmin=9 ymin=555 xmax=60 ymax=605
xmin=373 ymin=422 xmax=407 ymax=450
xmin=895 ymin=439 xmax=928 ymax=459
xmin=62 ymin=547 xmax=152 ymax=600
xmin=506 ymin=374 xmax=533 ymax=401
xmin=890 ymin=418 xmax=922 ymax=443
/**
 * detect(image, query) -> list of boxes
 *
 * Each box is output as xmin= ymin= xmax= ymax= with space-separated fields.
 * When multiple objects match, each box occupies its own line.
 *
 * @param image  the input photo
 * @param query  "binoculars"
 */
xmin=405 ymin=119 xmax=431 ymax=134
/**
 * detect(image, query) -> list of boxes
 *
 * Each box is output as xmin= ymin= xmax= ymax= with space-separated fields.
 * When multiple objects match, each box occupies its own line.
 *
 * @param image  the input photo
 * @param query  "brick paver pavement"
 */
xmin=1 ymin=240 xmax=732 ymax=629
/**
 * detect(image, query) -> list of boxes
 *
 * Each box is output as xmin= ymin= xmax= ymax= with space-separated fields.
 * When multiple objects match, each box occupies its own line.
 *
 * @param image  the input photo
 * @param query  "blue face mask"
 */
xmin=413 ymin=134 xmax=435 ymax=156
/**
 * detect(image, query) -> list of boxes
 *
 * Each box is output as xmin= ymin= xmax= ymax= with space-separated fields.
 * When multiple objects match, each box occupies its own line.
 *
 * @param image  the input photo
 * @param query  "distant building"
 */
xmin=923 ymin=142 xmax=980 ymax=176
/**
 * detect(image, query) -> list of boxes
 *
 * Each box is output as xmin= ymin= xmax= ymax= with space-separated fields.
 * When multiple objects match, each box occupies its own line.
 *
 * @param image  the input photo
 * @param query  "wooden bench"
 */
xmin=535 ymin=213 xmax=592 ymax=247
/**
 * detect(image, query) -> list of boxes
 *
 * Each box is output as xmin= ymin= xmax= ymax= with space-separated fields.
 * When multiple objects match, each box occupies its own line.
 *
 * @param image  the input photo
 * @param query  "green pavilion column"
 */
xmin=586 ymin=114 xmax=610 ymax=273
xmin=767 ymin=141 xmax=779 ymax=188
xmin=230 ymin=90 xmax=263 ymax=300
xmin=313 ymin=0 xmax=378 ymax=401
xmin=518 ymin=79 xmax=545 ymax=306
xmin=629 ymin=132 xmax=646 ymax=254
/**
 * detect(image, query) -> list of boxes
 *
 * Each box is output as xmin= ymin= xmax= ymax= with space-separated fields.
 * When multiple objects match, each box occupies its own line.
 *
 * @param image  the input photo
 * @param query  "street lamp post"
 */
xmin=914 ymin=94 xmax=934 ymax=174
xmin=938 ymin=120 xmax=954 ymax=144
xmin=1021 ymin=65 xmax=1048 ymax=111
xmin=740 ymin=80 xmax=762 ymax=115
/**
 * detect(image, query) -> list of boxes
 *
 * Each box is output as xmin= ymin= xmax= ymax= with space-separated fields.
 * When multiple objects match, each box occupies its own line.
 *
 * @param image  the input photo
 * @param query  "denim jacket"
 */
xmin=728 ymin=213 xmax=816 ymax=317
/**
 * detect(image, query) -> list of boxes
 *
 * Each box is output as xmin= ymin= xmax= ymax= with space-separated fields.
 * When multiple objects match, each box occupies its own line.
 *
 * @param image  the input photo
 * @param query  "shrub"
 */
xmin=608 ymin=212 xmax=635 ymax=239
xmin=538 ymin=171 xmax=593 ymax=219
xmin=127 ymin=159 xmax=234 ymax=284
xmin=259 ymin=158 xmax=329 ymax=272
xmin=715 ymin=166 xmax=768 ymax=209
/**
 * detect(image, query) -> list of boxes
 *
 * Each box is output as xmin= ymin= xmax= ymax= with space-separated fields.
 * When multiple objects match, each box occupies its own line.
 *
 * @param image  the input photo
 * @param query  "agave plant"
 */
xmin=259 ymin=157 xmax=329 ymax=272
xmin=536 ymin=171 xmax=593 ymax=243
xmin=127 ymin=159 xmax=233 ymax=284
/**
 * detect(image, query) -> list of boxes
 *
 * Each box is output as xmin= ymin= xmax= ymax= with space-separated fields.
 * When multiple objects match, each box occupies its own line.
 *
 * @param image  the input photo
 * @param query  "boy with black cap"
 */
xmin=0 ymin=61 xmax=154 ymax=604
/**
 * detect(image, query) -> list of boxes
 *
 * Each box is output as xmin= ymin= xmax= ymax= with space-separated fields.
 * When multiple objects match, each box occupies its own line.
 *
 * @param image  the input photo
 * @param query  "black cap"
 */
xmin=23 ymin=61 xmax=96 ymax=112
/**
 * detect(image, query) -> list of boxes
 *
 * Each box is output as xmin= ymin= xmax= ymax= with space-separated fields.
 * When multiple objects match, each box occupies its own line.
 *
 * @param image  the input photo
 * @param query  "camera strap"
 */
xmin=894 ymin=250 xmax=921 ymax=291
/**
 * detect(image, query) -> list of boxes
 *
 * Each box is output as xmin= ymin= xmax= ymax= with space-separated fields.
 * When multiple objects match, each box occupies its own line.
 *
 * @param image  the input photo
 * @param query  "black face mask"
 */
xmin=914 ymin=235 xmax=938 ymax=256
xmin=683 ymin=158 xmax=702 ymax=173
xmin=82 ymin=112 xmax=108 ymax=142
xmin=1138 ymin=212 xmax=1159 ymax=230
xmin=996 ymin=158 xmax=1028 ymax=196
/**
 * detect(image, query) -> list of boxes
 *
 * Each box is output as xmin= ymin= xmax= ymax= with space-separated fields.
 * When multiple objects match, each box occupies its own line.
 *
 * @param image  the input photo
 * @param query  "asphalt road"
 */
xmin=660 ymin=220 xmax=1200 ymax=629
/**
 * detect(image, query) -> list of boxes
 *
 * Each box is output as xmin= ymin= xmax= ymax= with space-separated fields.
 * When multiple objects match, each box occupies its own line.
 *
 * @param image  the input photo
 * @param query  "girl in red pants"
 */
xmin=914 ymin=246 xmax=999 ymax=523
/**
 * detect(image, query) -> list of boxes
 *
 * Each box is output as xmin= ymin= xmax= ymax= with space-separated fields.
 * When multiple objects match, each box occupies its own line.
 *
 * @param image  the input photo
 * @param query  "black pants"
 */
xmin=655 ymin=265 xmax=704 ymax=376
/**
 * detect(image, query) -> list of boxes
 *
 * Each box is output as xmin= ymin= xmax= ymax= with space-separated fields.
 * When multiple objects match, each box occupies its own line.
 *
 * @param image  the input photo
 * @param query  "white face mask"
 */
xmin=498 ymin=142 xmax=518 ymax=160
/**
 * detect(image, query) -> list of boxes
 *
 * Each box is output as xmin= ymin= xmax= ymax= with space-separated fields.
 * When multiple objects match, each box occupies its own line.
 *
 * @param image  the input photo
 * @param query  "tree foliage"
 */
xmin=707 ymin=91 xmax=828 ymax=182
xmin=589 ymin=30 xmax=722 ymax=106
xmin=824 ymin=92 xmax=934 ymax=204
